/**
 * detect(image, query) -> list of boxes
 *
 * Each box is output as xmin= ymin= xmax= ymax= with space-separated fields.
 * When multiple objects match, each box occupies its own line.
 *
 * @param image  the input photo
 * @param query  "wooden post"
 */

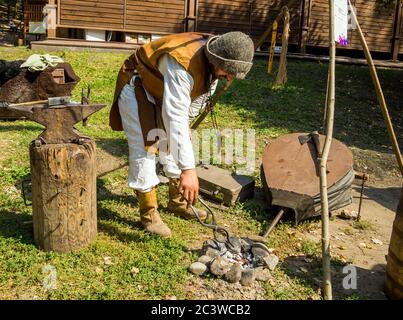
xmin=185 ymin=0 xmax=197 ymax=32
xmin=30 ymin=140 xmax=97 ymax=253
xmin=298 ymin=0 xmax=312 ymax=53
xmin=391 ymin=0 xmax=402 ymax=61
xmin=384 ymin=184 xmax=403 ymax=299
xmin=320 ymin=0 xmax=335 ymax=301
xmin=45 ymin=0 xmax=57 ymax=39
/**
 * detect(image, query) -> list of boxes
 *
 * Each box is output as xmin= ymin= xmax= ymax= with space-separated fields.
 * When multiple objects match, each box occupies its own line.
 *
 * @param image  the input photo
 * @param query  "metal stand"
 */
xmin=262 ymin=208 xmax=285 ymax=238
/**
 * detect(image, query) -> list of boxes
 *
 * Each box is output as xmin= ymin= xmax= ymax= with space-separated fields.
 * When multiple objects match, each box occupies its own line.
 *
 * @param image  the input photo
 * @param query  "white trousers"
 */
xmin=118 ymin=80 xmax=181 ymax=192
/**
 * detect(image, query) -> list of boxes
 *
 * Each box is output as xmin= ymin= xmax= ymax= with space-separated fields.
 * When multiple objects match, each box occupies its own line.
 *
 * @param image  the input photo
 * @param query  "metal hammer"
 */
xmin=0 ymin=96 xmax=71 ymax=108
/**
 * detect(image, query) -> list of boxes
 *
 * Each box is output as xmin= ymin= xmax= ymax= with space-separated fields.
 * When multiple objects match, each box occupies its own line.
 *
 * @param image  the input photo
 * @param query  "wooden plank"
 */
xmin=126 ymin=9 xmax=185 ymax=19
xmin=126 ymin=10 xmax=183 ymax=19
xmin=61 ymin=4 xmax=124 ymax=13
xmin=127 ymin=0 xmax=184 ymax=10
xmin=61 ymin=0 xmax=124 ymax=10
xmin=61 ymin=9 xmax=123 ymax=19
xmin=126 ymin=15 xmax=184 ymax=24
xmin=126 ymin=5 xmax=185 ymax=15
xmin=60 ymin=14 xmax=124 ymax=24
xmin=126 ymin=20 xmax=184 ymax=29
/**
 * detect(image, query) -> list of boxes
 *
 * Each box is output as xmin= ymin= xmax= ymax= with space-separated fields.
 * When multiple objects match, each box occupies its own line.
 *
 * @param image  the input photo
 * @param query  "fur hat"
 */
xmin=204 ymin=32 xmax=254 ymax=79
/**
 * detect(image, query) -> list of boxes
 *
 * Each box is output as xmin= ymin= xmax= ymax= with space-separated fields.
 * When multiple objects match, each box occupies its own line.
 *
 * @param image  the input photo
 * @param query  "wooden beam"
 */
xmin=298 ymin=0 xmax=312 ymax=53
xmin=391 ymin=0 xmax=402 ymax=60
xmin=185 ymin=0 xmax=198 ymax=32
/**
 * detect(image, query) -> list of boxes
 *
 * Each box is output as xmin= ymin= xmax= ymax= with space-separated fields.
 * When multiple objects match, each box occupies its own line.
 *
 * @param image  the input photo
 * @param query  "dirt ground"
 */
xmin=305 ymin=176 xmax=402 ymax=300
xmin=182 ymin=176 xmax=401 ymax=300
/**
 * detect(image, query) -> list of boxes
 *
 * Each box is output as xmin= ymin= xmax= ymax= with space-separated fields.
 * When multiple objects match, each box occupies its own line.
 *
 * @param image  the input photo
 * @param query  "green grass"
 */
xmin=0 ymin=46 xmax=401 ymax=300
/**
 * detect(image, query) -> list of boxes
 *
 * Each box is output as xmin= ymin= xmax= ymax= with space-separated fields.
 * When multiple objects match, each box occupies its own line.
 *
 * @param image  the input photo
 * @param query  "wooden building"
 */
xmin=25 ymin=0 xmax=403 ymax=60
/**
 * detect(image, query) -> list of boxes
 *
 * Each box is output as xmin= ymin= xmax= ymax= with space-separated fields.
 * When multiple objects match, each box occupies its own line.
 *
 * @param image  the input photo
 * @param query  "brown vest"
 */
xmin=109 ymin=32 xmax=212 ymax=131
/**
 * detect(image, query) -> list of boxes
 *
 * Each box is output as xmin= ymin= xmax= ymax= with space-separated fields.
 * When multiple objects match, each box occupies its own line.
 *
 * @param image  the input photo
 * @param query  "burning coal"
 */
xmin=189 ymin=236 xmax=278 ymax=286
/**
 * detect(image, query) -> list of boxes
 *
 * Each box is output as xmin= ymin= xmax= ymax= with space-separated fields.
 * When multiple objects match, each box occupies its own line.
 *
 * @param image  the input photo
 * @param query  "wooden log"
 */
xmin=384 ymin=184 xmax=403 ymax=300
xmin=29 ymin=140 xmax=97 ymax=253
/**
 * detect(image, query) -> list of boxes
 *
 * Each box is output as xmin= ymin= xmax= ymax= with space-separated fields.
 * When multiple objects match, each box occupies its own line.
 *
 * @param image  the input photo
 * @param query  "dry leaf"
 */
xmin=103 ymin=256 xmax=113 ymax=265
xmin=95 ymin=267 xmax=104 ymax=274
xmin=131 ymin=267 xmax=140 ymax=275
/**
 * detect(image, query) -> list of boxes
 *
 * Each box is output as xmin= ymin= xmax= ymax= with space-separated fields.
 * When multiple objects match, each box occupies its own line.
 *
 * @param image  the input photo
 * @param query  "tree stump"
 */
xmin=29 ymin=140 xmax=97 ymax=252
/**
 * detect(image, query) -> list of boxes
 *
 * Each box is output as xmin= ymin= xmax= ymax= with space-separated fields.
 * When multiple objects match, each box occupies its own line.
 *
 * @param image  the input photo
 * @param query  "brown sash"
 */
xmin=133 ymin=77 xmax=165 ymax=151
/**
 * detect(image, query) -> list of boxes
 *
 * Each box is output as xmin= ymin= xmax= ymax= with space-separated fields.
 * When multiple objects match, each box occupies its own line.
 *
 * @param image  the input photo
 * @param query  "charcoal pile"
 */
xmin=189 ymin=237 xmax=278 ymax=286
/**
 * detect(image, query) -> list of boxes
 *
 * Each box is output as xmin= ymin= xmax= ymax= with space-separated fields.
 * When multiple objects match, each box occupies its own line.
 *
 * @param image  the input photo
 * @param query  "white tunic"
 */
xmin=118 ymin=53 xmax=217 ymax=191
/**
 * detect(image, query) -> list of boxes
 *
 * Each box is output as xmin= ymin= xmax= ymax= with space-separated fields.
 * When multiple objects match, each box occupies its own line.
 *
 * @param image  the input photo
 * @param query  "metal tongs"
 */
xmin=189 ymin=197 xmax=232 ymax=246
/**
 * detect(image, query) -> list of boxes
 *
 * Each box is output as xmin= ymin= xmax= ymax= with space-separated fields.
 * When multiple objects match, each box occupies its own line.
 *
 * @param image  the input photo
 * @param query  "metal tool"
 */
xmin=0 ymin=96 xmax=71 ymax=108
xmin=0 ymin=100 xmax=106 ymax=144
xmin=298 ymin=131 xmax=322 ymax=159
xmin=355 ymin=171 xmax=369 ymax=221
xmin=81 ymin=85 xmax=91 ymax=126
xmin=190 ymin=197 xmax=232 ymax=245
xmin=261 ymin=208 xmax=285 ymax=238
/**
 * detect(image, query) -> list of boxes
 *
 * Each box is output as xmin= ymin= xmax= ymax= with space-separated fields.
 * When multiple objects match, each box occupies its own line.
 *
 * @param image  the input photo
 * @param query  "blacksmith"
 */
xmin=110 ymin=32 xmax=254 ymax=238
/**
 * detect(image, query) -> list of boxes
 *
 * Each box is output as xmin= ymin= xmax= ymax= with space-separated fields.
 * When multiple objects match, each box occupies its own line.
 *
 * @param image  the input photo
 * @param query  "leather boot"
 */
xmin=136 ymin=188 xmax=172 ymax=238
xmin=167 ymin=178 xmax=208 ymax=221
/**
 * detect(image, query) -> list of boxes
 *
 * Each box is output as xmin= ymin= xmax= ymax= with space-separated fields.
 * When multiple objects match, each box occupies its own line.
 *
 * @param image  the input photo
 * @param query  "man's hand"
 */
xmin=179 ymin=169 xmax=199 ymax=207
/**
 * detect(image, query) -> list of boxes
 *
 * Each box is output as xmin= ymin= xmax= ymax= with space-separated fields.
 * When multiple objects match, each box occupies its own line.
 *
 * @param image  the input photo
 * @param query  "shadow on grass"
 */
xmin=281 ymin=255 xmax=388 ymax=300
xmin=222 ymin=58 xmax=402 ymax=154
xmin=96 ymin=178 xmax=148 ymax=242
xmin=0 ymin=210 xmax=34 ymax=245
xmin=0 ymin=120 xmax=43 ymax=132
xmin=95 ymin=137 xmax=128 ymax=158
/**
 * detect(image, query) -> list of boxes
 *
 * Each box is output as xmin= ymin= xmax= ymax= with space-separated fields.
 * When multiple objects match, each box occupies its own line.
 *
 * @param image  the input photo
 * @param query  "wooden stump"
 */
xmin=29 ymin=140 xmax=97 ymax=252
xmin=385 ymin=184 xmax=403 ymax=299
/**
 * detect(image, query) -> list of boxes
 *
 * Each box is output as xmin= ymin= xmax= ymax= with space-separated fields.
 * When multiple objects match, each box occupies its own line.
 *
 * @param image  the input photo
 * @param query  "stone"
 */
xmin=239 ymin=238 xmax=253 ymax=252
xmin=263 ymin=254 xmax=279 ymax=271
xmin=254 ymin=267 xmax=273 ymax=282
xmin=227 ymin=236 xmax=242 ymax=254
xmin=337 ymin=209 xmax=358 ymax=220
xmin=225 ymin=264 xmax=242 ymax=283
xmin=189 ymin=262 xmax=207 ymax=275
xmin=204 ymin=247 xmax=222 ymax=258
xmin=198 ymin=255 xmax=213 ymax=265
xmin=201 ymin=239 xmax=227 ymax=257
xmin=240 ymin=269 xmax=256 ymax=286
xmin=210 ymin=256 xmax=232 ymax=276
xmin=251 ymin=246 xmax=270 ymax=258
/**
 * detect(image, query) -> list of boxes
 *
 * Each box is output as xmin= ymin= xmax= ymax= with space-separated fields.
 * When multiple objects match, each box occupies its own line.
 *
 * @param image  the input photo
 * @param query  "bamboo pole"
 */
xmin=320 ymin=0 xmax=335 ymax=301
xmin=348 ymin=0 xmax=403 ymax=177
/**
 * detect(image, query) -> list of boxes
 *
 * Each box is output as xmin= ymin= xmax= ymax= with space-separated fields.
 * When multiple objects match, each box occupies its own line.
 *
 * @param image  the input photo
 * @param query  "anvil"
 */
xmin=0 ymin=102 xmax=106 ymax=144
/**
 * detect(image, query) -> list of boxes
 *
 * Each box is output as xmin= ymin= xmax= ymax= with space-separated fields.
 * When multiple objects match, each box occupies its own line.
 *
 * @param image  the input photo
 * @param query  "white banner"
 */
xmin=334 ymin=0 xmax=348 ymax=46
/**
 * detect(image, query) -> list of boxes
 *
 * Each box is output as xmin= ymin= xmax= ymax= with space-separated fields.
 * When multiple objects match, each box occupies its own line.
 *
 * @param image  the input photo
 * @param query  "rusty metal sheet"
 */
xmin=261 ymin=132 xmax=353 ymax=210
